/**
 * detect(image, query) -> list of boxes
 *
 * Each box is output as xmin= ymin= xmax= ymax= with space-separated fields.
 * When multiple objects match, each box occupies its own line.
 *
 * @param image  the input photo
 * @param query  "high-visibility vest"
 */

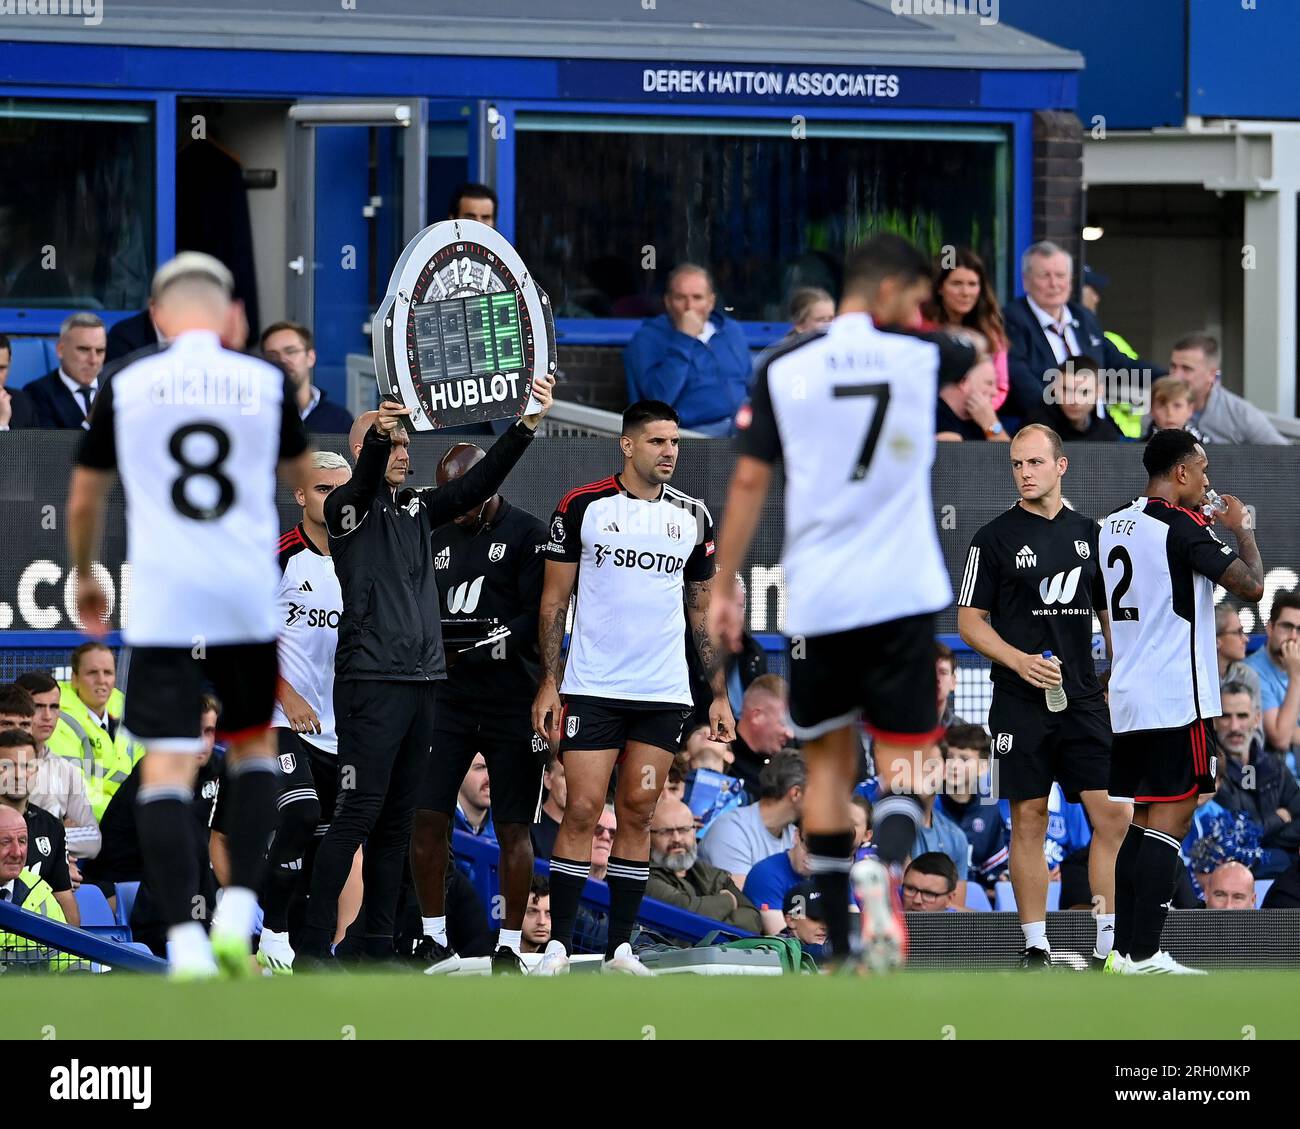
xmin=47 ymin=684 xmax=143 ymax=822
xmin=1102 ymin=331 xmax=1145 ymax=439
xmin=0 ymin=867 xmax=67 ymax=969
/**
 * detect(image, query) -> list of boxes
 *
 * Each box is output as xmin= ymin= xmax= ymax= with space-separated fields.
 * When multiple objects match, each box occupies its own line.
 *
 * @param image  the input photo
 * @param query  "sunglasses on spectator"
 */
xmin=593 ymin=825 xmax=616 ymax=839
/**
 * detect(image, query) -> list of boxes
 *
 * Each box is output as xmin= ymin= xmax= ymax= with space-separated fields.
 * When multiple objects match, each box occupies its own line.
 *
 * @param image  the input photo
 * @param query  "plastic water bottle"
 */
xmin=1042 ymin=651 xmax=1068 ymax=713
xmin=1202 ymin=489 xmax=1228 ymax=519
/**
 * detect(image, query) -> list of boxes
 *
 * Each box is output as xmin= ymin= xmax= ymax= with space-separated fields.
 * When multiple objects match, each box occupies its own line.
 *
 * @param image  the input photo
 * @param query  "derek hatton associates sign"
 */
xmin=372 ymin=219 xmax=554 ymax=430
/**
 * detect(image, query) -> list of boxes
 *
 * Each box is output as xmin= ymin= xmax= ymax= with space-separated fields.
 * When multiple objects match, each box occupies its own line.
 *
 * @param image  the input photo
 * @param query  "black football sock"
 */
xmin=805 ymin=831 xmax=855 ymax=957
xmin=1112 ymin=823 xmax=1144 ymax=958
xmin=225 ymin=755 xmax=279 ymax=895
xmin=547 ymin=856 xmax=589 ymax=955
xmin=136 ymin=784 xmax=198 ymax=929
xmin=604 ymin=857 xmax=650 ymax=959
xmin=1129 ymin=828 xmax=1182 ymax=962
xmin=262 ymin=790 xmax=321 ymax=934
xmin=872 ymin=793 xmax=923 ymax=873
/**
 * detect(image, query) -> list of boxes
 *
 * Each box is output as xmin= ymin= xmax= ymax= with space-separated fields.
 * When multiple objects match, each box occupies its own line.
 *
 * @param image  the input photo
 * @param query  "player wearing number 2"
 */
xmin=67 ymin=253 xmax=314 ymax=978
xmin=711 ymin=235 xmax=976 ymax=970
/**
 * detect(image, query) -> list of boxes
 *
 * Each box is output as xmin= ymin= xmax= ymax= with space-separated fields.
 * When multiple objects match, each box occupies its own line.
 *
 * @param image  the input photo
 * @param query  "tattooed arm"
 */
xmin=687 ymin=577 xmax=736 ymax=741
xmin=532 ymin=560 xmax=578 ymax=748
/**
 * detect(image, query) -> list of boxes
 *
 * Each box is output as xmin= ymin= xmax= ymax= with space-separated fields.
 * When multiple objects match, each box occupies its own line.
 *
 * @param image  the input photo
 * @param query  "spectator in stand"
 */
xmin=1170 ymin=330 xmax=1289 ymax=444
xmin=923 ymin=247 xmax=1010 ymax=411
xmin=624 ymin=263 xmax=751 ymax=436
xmin=1002 ymin=242 xmax=1164 ymax=422
xmin=454 ymin=753 xmax=495 ymax=840
xmin=0 ymin=685 xmax=33 ymax=736
xmin=646 ymin=795 xmax=760 ymax=930
xmin=683 ymin=723 xmax=734 ymax=775
xmin=698 ymin=749 xmax=803 ymax=888
xmin=1262 ymin=856 xmax=1300 ymax=908
xmin=24 ymin=312 xmax=108 ymax=430
xmin=1169 ymin=332 xmax=1286 ymax=445
xmin=531 ymin=753 xmax=565 ymax=860
xmin=10 ymin=674 xmax=100 ymax=863
xmin=787 ymin=287 xmax=835 ymax=335
xmin=781 ymin=881 xmax=828 ymax=952
xmin=935 ymin=641 xmax=967 ymax=732
xmin=913 ymin=777 xmax=970 ymax=908
xmin=590 ymin=803 xmax=616 ymax=881
xmin=1215 ymin=605 xmax=1262 ymax=709
xmin=519 ymin=874 xmax=551 ymax=953
xmin=46 ymin=642 xmax=142 ymax=823
xmin=0 ymin=805 xmax=66 ymax=940
xmin=728 ymin=674 xmax=795 ymax=793
xmin=662 ymin=757 xmax=687 ymax=804
xmin=1201 ymin=860 xmax=1256 ymax=910
xmin=0 ymin=728 xmax=78 ymax=924
xmin=935 ymin=350 xmax=1010 ymax=443
xmin=260 ymin=321 xmax=354 ymax=435
xmin=448 ymin=183 xmax=497 ymax=227
xmin=1022 ymin=357 xmax=1125 ymax=442
xmin=1245 ymin=591 xmax=1300 ymax=770
xmin=1080 ymin=268 xmax=1148 ymax=437
xmin=851 ymin=794 xmax=873 ymax=853
xmin=1143 ymin=375 xmax=1206 ymax=442
xmin=902 ymin=852 xmax=960 ymax=913
xmin=744 ymin=821 xmax=811 ymax=935
xmin=1213 ymin=680 xmax=1300 ymax=876
xmin=0 ymin=332 xmax=37 ymax=429
xmin=935 ymin=724 xmax=1008 ymax=886
xmin=104 ymin=300 xmax=165 ymax=365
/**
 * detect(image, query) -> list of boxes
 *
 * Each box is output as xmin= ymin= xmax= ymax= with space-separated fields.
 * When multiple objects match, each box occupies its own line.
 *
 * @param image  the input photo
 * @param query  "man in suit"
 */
xmin=260 ymin=320 xmax=354 ymax=434
xmin=24 ymin=313 xmax=107 ymax=430
xmin=1002 ymin=242 xmax=1163 ymax=423
xmin=105 ymin=303 xmax=164 ymax=364
xmin=0 ymin=333 xmax=38 ymax=430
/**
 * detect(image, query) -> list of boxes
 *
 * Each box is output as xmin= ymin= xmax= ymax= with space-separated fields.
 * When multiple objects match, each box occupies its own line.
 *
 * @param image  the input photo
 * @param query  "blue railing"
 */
xmin=451 ymin=829 xmax=754 ymax=947
xmin=0 ymin=899 xmax=166 ymax=973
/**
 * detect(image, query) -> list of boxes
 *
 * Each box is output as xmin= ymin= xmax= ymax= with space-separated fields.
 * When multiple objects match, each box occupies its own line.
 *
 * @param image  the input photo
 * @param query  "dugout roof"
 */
xmin=10 ymin=0 xmax=1081 ymax=71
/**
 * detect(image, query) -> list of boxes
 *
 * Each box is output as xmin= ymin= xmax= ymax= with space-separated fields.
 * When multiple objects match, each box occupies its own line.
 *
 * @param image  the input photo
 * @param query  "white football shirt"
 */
xmin=544 ymin=476 xmax=714 ymax=706
xmin=1100 ymin=497 xmax=1238 ymax=732
xmin=269 ymin=524 xmax=341 ymax=754
xmin=77 ymin=330 xmax=309 ymax=646
xmin=736 ymin=313 xmax=974 ymax=636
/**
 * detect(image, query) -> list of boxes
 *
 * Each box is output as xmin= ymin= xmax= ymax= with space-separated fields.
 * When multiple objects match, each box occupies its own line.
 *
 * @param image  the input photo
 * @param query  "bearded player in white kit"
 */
xmin=68 ymin=253 xmax=313 ymax=978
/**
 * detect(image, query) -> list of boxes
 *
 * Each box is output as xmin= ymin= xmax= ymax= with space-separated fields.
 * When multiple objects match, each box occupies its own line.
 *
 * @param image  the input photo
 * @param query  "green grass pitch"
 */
xmin=2 ymin=971 xmax=1297 ymax=1040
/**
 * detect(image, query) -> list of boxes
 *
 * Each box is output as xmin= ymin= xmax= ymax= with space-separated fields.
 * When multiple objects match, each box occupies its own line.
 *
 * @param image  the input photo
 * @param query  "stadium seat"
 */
xmin=992 ymin=882 xmax=1061 ymax=912
xmin=76 ymin=884 xmax=116 ymax=927
xmin=114 ymin=881 xmax=140 ymax=928
xmin=1256 ymin=879 xmax=1273 ymax=904
xmin=964 ymin=883 xmax=992 ymax=911
xmin=5 ymin=337 xmax=58 ymax=388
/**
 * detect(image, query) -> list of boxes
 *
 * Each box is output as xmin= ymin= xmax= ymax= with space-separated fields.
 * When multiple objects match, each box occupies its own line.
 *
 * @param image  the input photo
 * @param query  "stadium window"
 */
xmin=0 ymin=98 xmax=155 ymax=312
xmin=514 ymin=113 xmax=1011 ymax=324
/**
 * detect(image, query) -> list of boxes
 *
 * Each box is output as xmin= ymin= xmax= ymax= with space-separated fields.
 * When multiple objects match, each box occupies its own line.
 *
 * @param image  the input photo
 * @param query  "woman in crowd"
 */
xmin=923 ymin=247 xmax=1009 ymax=411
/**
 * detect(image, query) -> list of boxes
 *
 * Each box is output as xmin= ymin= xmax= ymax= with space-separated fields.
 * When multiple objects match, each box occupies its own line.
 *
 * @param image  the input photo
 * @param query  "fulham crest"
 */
xmin=489 ymin=542 xmax=507 ymax=563
xmin=566 ymin=715 xmax=580 ymax=738
xmin=995 ymin=733 xmax=1013 ymax=754
xmin=1074 ymin=540 xmax=1091 ymax=560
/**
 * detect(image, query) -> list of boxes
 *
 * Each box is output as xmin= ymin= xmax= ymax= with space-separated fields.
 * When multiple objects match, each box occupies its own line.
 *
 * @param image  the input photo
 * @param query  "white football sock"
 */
xmin=1021 ymin=920 xmax=1049 ymax=951
xmin=1094 ymin=913 xmax=1116 ymax=957
xmin=211 ymin=886 xmax=257 ymax=938
xmin=167 ymin=921 xmax=214 ymax=969
xmin=498 ymin=929 xmax=522 ymax=954
xmin=422 ymin=916 xmax=448 ymax=947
